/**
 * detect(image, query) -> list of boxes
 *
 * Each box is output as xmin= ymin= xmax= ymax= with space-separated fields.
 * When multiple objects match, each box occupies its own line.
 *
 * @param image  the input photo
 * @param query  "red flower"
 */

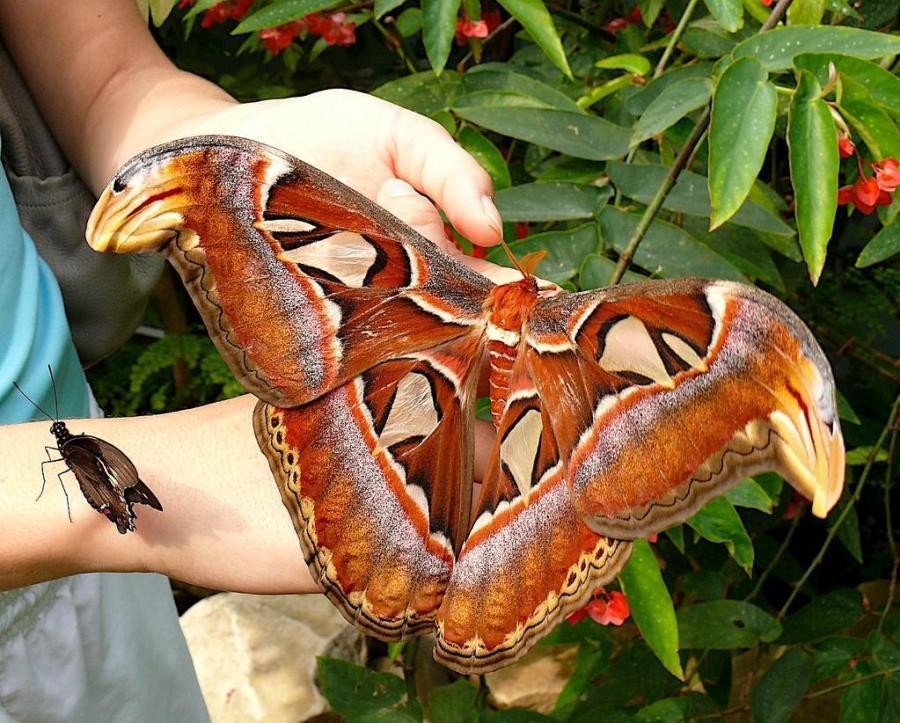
xmin=455 ymin=18 xmax=489 ymax=43
xmin=838 ymin=135 xmax=856 ymax=159
xmin=647 ymin=533 xmax=658 ymax=543
xmin=260 ymin=21 xmax=303 ymax=54
xmin=307 ymin=12 xmax=356 ymax=46
xmin=838 ymin=176 xmax=893 ymax=215
xmin=760 ymin=0 xmax=774 ymax=6
xmin=471 ymin=244 xmax=488 ymax=259
xmin=483 ymin=9 xmax=502 ymax=32
xmin=514 ymin=222 xmax=530 ymax=240
xmin=626 ymin=6 xmax=643 ymax=24
xmin=874 ymin=158 xmax=900 ymax=192
xmin=782 ymin=491 xmax=809 ymax=520
xmin=179 ymin=0 xmax=195 ymax=8
xmin=566 ymin=589 xmax=630 ymax=626
xmin=200 ymin=0 xmax=253 ymax=27
xmin=604 ymin=17 xmax=628 ymax=34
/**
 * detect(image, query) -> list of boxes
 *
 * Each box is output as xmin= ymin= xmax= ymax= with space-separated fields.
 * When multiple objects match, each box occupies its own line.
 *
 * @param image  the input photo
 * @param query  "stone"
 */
xmin=485 ymin=643 xmax=579 ymax=714
xmin=180 ymin=593 xmax=366 ymax=722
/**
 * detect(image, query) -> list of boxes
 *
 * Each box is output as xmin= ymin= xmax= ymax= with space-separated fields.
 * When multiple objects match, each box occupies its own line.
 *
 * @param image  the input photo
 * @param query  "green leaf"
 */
xmin=840 ymin=662 xmax=883 ymax=723
xmin=599 ymin=208 xmax=748 ymax=280
xmin=837 ymin=74 xmax=900 ymax=161
xmin=750 ymin=648 xmax=814 ymax=723
xmin=422 ymin=0 xmax=462 ymax=74
xmin=184 ymin=0 xmax=226 ymax=20
xmin=454 ymin=107 xmax=631 ymax=160
xmin=375 ymin=0 xmax=408 ymax=19
xmin=837 ymin=390 xmax=861 ymax=424
xmin=463 ymin=64 xmax=584 ymax=112
xmin=495 ymin=0 xmax=571 ymax=78
xmin=682 ymin=220 xmax=786 ymax=291
xmin=794 ymin=53 xmax=900 ymax=114
xmin=688 ymin=497 xmax=754 ymax=573
xmin=682 ymin=24 xmax=737 ymax=59
xmin=234 ymin=0 xmax=343 ymax=32
xmin=317 ymin=657 xmax=422 ymax=722
xmin=454 ymin=91 xmax=553 ymax=110
xmin=596 ymin=54 xmax=651 ymax=75
xmin=428 ymin=680 xmax=480 ymax=723
xmin=709 ymin=57 xmax=777 ymax=229
xmin=373 ymin=71 xmax=462 ymax=115
xmin=829 ymin=491 xmax=863 ymax=562
xmin=637 ymin=0 xmax=664 ymax=26
xmin=579 ymin=254 xmax=646 ymax=289
xmin=626 ymin=63 xmax=714 ymax=116
xmin=609 ymin=163 xmax=794 ymax=236
xmin=552 ymin=638 xmax=612 ymax=719
xmin=812 ymin=637 xmax=865 ymax=681
xmin=787 ymin=0 xmax=826 ymax=25
xmin=635 ymin=693 xmax=718 ymax=722
xmin=778 ymin=588 xmax=863 ymax=644
xmin=857 ymin=218 xmax=900 ymax=268
xmin=787 ymin=70 xmax=839 ymax=284
xmin=666 ymin=525 xmax=685 ymax=553
xmin=631 ymin=78 xmax=713 ymax=146
xmin=703 ymin=0 xmax=743 ymax=33
xmin=495 ymin=182 xmax=611 ymax=221
xmin=457 ymin=127 xmax=511 ymax=189
xmin=489 ymin=224 xmax=599 ymax=283
xmin=619 ymin=539 xmax=684 ymax=680
xmin=726 ymin=478 xmax=773 ymax=513
xmin=846 ymin=445 xmax=891 ymax=465
xmin=727 ymin=26 xmax=900 ymax=72
xmin=395 ymin=7 xmax=422 ymax=36
xmin=678 ymin=601 xmax=782 ymax=649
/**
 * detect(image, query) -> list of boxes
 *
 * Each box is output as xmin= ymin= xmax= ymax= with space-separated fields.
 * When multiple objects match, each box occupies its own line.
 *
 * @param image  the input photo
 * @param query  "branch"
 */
xmin=608 ymin=0 xmax=795 ymax=286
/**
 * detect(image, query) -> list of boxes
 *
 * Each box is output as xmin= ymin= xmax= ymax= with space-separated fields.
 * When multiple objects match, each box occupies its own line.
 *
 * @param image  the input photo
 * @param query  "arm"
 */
xmin=0 ymin=397 xmax=496 ymax=592
xmin=0 ymin=0 xmax=505 ymax=255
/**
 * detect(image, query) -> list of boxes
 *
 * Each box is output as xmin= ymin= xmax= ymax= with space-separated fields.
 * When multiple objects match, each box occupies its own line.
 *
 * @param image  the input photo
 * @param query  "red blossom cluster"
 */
xmin=259 ymin=13 xmax=357 ymax=54
xmin=604 ymin=7 xmax=675 ymax=35
xmin=837 ymin=135 xmax=899 ymax=215
xmin=566 ymin=589 xmax=630 ymax=626
xmin=455 ymin=10 xmax=501 ymax=44
xmin=179 ymin=0 xmax=253 ymax=28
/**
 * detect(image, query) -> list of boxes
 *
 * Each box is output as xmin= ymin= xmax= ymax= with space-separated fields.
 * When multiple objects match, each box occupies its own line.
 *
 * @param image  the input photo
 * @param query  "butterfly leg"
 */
xmin=38 ymin=447 xmax=63 ymax=502
xmin=56 ymin=469 xmax=73 ymax=523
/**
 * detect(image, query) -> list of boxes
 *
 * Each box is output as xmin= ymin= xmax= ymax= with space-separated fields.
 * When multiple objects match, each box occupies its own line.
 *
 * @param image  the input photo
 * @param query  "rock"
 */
xmin=180 ymin=593 xmax=366 ymax=722
xmin=485 ymin=643 xmax=579 ymax=714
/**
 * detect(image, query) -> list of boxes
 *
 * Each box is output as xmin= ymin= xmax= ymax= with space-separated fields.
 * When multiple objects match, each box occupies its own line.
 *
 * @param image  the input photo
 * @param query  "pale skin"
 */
xmin=0 ymin=1 xmax=510 ymax=592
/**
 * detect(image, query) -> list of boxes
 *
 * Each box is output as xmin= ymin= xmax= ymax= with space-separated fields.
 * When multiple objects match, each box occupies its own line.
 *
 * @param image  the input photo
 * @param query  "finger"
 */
xmin=377 ymin=178 xmax=457 ymax=254
xmin=389 ymin=110 xmax=503 ymax=248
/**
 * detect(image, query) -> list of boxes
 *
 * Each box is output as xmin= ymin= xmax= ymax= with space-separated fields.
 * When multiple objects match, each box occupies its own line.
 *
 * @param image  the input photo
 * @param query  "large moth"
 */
xmin=86 ymin=136 xmax=845 ymax=673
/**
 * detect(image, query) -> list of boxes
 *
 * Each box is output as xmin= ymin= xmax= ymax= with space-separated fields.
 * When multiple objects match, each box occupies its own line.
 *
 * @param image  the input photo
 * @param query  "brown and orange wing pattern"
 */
xmin=435 ymin=363 xmax=630 ymax=673
xmin=524 ymin=278 xmax=845 ymax=540
xmin=87 ymin=136 xmax=493 ymax=407
xmin=254 ymin=333 xmax=484 ymax=640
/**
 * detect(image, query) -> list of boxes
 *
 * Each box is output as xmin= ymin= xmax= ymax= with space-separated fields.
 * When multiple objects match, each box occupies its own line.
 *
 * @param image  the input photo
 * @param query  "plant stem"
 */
xmin=653 ymin=0 xmax=700 ymax=79
xmin=607 ymin=0 xmax=794 ymax=286
xmin=745 ymin=513 xmax=801 ymax=602
xmin=607 ymin=105 xmax=710 ymax=285
xmin=372 ymin=20 xmax=418 ymax=75
xmin=778 ymin=394 xmax=900 ymax=619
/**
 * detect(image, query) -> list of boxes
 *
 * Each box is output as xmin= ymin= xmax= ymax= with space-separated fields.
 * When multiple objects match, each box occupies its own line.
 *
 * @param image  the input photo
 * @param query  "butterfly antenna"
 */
xmin=496 ymin=236 xmax=528 ymax=278
xmin=48 ymin=365 xmax=60 ymax=422
xmin=11 ymin=382 xmax=54 ymax=422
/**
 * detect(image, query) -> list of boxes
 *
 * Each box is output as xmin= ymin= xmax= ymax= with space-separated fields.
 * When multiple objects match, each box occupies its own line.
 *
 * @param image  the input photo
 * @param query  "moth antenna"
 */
xmin=48 ymin=365 xmax=60 ymax=422
xmin=496 ymin=236 xmax=528 ymax=278
xmin=12 ymin=382 xmax=54 ymax=422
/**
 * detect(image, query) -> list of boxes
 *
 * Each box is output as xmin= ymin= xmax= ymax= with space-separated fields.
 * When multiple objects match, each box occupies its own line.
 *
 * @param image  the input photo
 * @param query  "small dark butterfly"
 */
xmin=14 ymin=367 xmax=162 ymax=534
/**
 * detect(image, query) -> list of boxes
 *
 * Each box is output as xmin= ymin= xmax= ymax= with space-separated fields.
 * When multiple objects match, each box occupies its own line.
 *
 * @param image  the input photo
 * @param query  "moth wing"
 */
xmin=254 ymin=333 xmax=483 ymax=640
xmin=434 ymin=360 xmax=631 ymax=674
xmin=87 ymin=136 xmax=494 ymax=408
xmin=525 ymin=278 xmax=845 ymax=540
xmin=63 ymin=437 xmax=135 ymax=533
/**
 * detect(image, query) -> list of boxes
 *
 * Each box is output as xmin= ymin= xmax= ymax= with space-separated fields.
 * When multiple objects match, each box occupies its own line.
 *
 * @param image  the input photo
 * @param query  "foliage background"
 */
xmin=91 ymin=0 xmax=900 ymax=719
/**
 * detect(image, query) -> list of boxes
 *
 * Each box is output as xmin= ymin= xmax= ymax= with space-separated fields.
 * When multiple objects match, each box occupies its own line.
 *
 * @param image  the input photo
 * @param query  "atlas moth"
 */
xmin=87 ymin=136 xmax=844 ymax=674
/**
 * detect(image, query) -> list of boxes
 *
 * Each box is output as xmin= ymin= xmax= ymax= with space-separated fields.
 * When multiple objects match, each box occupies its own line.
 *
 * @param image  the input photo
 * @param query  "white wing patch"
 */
xmin=378 ymin=372 xmax=439 ymax=449
xmin=599 ymin=316 xmax=674 ymax=389
xmin=500 ymin=409 xmax=543 ymax=497
xmin=662 ymin=332 xmax=708 ymax=372
xmin=280 ymin=231 xmax=377 ymax=288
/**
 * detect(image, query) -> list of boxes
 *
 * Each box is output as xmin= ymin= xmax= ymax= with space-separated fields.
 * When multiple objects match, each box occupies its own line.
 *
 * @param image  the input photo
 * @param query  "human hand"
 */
xmin=161 ymin=90 xmax=522 ymax=285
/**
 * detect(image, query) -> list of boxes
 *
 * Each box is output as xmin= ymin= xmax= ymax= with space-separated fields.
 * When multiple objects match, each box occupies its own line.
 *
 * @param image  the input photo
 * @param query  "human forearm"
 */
xmin=0 ymin=395 xmax=317 ymax=593
xmin=0 ymin=0 xmax=235 ymax=194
